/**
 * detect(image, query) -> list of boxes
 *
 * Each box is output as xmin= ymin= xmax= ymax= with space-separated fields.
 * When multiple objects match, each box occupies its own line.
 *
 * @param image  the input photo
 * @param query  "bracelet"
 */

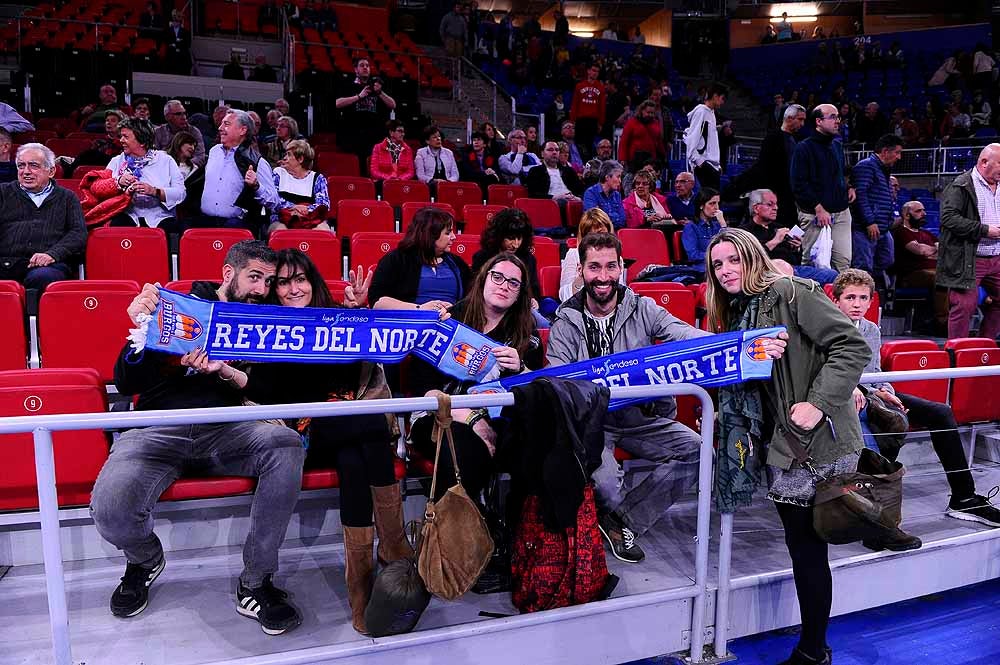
xmin=465 ymin=408 xmax=488 ymax=429
xmin=220 ymin=367 xmax=239 ymax=384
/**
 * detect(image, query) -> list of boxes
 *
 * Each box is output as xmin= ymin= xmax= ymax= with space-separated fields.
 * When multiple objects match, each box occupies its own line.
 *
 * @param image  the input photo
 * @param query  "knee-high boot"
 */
xmin=342 ymin=525 xmax=374 ymax=634
xmin=371 ymin=484 xmax=414 ymax=564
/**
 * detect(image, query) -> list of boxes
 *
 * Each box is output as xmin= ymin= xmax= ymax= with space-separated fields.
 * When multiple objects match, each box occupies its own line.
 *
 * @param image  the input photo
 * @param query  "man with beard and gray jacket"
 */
xmin=546 ymin=231 xmax=711 ymax=564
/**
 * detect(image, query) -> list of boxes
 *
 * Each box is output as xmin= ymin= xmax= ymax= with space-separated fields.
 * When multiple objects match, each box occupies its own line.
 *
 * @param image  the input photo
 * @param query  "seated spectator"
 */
xmin=471 ymin=208 xmax=548 ymax=327
xmin=917 ymin=101 xmax=940 ymax=145
xmin=560 ymin=121 xmax=585 ymax=173
xmin=741 ymin=189 xmax=836 ymax=285
xmin=106 ymin=118 xmax=186 ymax=233
xmin=414 ymin=126 xmax=459 ymax=191
xmin=498 ymin=129 xmax=541 ymax=185
xmin=582 ymin=160 xmax=626 ymax=229
xmin=940 ymin=102 xmax=972 ymax=144
xmin=623 ymin=169 xmax=673 ymax=229
xmin=892 ymin=200 xmax=947 ymax=330
xmin=369 ymin=206 xmax=470 ymax=314
xmin=197 ymin=109 xmax=281 ymax=229
xmin=761 ymin=24 xmax=777 ymax=45
xmin=154 ymin=100 xmax=207 ymax=168
xmin=525 ymin=140 xmax=584 ymax=201
xmin=262 ymin=115 xmax=299 ymax=167
xmin=223 ymin=53 xmax=245 ymax=80
xmin=559 ymin=208 xmax=624 ymax=301
xmin=0 ymin=128 xmax=14 ymax=183
xmin=408 ymin=251 xmax=543 ymax=510
xmin=168 ymin=130 xmax=200 ymax=181
xmin=680 ymin=187 xmax=725 ymax=265
xmin=525 ymin=125 xmax=541 ymax=155
xmin=667 ymin=171 xmax=697 ymax=223
xmin=132 ymin=97 xmax=152 ymax=122
xmin=78 ymin=84 xmax=131 ymax=133
xmin=458 ymin=131 xmax=500 ymax=197
xmin=891 ymin=108 xmax=920 ymax=147
xmin=832 ymin=270 xmax=1000 ymax=534
xmin=971 ymin=90 xmax=992 ymax=130
xmin=192 ymin=105 xmax=230 ymax=149
xmin=72 ymin=110 xmax=126 ymax=173
xmin=582 ymin=140 xmax=615 ymax=187
xmin=480 ymin=122 xmax=504 ymax=161
xmin=370 ymin=120 xmax=415 ymax=186
xmin=547 ymin=232 xmax=715 ymax=564
xmin=248 ymin=55 xmax=278 ymax=83
xmin=90 ymin=241 xmax=305 ymax=634
xmin=0 ymin=143 xmax=86 ymax=291
xmin=269 ymin=139 xmax=331 ymax=234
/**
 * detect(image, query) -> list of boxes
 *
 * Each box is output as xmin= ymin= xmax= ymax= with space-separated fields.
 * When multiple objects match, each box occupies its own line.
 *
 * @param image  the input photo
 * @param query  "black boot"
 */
xmin=777 ymin=646 xmax=832 ymax=665
xmin=864 ymin=525 xmax=922 ymax=552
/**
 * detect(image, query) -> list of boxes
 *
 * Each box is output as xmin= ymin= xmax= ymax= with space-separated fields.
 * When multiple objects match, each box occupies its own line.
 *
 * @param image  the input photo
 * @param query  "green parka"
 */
xmin=937 ymin=169 xmax=992 ymax=290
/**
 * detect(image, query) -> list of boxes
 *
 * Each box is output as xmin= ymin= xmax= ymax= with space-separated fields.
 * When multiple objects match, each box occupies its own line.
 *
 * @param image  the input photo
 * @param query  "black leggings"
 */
xmin=775 ymin=500 xmax=831 ymax=661
xmin=308 ymin=414 xmax=397 ymax=528
xmin=410 ymin=415 xmax=493 ymax=506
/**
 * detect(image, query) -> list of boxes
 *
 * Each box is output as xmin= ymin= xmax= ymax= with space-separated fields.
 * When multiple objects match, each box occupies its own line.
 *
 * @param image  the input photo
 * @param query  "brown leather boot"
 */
xmin=342 ymin=525 xmax=374 ymax=634
xmin=371 ymin=484 xmax=414 ymax=565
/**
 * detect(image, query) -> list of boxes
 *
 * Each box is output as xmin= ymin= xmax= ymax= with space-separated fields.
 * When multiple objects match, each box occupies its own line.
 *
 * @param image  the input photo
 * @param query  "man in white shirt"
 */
xmin=498 ymin=129 xmax=540 ymax=185
xmin=525 ymin=141 xmax=583 ymax=201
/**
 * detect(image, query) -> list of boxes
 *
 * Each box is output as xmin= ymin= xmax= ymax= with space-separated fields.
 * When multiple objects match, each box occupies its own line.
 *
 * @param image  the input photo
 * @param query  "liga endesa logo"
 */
xmin=745 ymin=337 xmax=772 ymax=361
xmin=157 ymin=298 xmax=204 ymax=345
xmin=452 ymin=341 xmax=491 ymax=376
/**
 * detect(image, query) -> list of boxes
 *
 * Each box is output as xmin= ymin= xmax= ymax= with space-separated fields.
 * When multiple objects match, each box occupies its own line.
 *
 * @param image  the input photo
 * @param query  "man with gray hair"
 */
xmin=582 ymin=160 xmax=626 ymax=229
xmin=498 ymin=128 xmax=540 ymax=185
xmin=938 ymin=142 xmax=1000 ymax=338
xmin=197 ymin=110 xmax=280 ymax=230
xmin=0 ymin=143 xmax=86 ymax=290
xmin=154 ymin=100 xmax=206 ymax=168
xmin=741 ymin=188 xmax=837 ymax=284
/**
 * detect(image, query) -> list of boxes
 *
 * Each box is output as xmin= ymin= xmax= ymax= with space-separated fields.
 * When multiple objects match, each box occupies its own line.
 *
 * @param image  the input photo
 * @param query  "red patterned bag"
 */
xmin=511 ymin=485 xmax=614 ymax=613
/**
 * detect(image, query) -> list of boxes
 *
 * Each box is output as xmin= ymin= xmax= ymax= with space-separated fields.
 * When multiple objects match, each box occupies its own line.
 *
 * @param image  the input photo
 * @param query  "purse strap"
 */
xmin=782 ymin=427 xmax=825 ymax=481
xmin=427 ymin=393 xmax=462 ymax=514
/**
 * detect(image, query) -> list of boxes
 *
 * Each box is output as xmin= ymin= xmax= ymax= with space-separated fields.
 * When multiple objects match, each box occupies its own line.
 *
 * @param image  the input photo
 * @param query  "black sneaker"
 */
xmin=597 ymin=513 xmax=645 ymax=563
xmin=947 ymin=492 xmax=1000 ymax=528
xmin=236 ymin=575 xmax=302 ymax=635
xmin=110 ymin=556 xmax=165 ymax=618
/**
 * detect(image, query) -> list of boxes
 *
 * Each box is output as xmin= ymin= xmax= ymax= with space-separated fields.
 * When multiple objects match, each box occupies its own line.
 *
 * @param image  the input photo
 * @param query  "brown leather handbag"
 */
xmin=416 ymin=394 xmax=494 ymax=600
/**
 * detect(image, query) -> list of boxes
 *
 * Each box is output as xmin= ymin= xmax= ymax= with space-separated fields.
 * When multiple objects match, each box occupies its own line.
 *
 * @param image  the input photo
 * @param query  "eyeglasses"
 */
xmin=488 ymin=270 xmax=522 ymax=291
xmin=168 ymin=111 xmax=187 ymax=116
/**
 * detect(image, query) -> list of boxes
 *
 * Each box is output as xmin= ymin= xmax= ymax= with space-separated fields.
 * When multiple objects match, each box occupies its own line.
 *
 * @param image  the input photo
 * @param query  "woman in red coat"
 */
xmin=369 ymin=119 xmax=415 ymax=185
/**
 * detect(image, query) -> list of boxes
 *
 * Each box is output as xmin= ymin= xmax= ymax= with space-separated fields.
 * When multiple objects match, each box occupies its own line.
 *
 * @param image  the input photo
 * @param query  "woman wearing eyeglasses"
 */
xmin=408 ymin=252 xmax=544 ymax=507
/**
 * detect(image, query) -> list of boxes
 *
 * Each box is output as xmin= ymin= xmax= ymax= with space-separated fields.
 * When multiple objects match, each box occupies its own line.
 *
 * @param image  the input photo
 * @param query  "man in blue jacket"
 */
xmin=790 ymin=104 xmax=856 ymax=272
xmin=850 ymin=134 xmax=903 ymax=292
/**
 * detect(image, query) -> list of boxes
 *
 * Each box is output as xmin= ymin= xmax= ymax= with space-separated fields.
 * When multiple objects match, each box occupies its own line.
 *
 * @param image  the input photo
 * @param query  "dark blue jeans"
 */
xmin=851 ymin=229 xmax=894 ymax=275
xmin=23 ymin=263 xmax=73 ymax=291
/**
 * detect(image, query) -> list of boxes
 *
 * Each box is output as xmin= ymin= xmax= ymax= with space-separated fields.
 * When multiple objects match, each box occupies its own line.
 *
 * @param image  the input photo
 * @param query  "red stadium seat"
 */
xmin=160 ymin=477 xmax=256 ymax=501
xmin=72 ymin=165 xmax=105 ymax=180
xmin=178 ymin=228 xmax=254 ymax=280
xmin=337 ymin=199 xmax=395 ymax=237
xmin=0 ymin=290 xmax=27 ymax=370
xmin=327 ymin=176 xmax=377 ymax=212
xmin=45 ymin=137 xmax=92 ymax=156
xmin=38 ymin=280 xmax=140 ymax=382
xmin=671 ymin=232 xmax=686 ymax=264
xmin=514 ymin=198 xmax=562 ymax=230
xmin=85 ymin=226 xmax=170 ymax=285
xmin=325 ymin=279 xmax=349 ymax=302
xmin=400 ymin=202 xmax=456 ymax=232
xmin=884 ymin=350 xmax=950 ymax=403
xmin=630 ymin=283 xmax=697 ymax=326
xmin=381 ymin=179 xmax=430 ymax=207
xmin=436 ymin=181 xmax=483 ymax=219
xmin=539 ymin=265 xmax=560 ymax=300
xmin=538 ymin=327 xmax=550 ymax=366
xmin=950 ymin=348 xmax=1000 ymax=424
xmin=462 ymin=204 xmax=507 ymax=236
xmin=944 ymin=337 xmax=997 ymax=352
xmin=880 ymin=339 xmax=938 ymax=369
xmin=488 ymin=184 xmax=527 ymax=206
xmin=319 ymin=153 xmax=361 ymax=178
xmin=350 ymin=232 xmax=403 ymax=272
xmin=531 ymin=239 xmax=560 ymax=272
xmin=565 ymin=198 xmax=583 ymax=228
xmin=450 ymin=236 xmax=478 ymax=264
xmin=619 ymin=228 xmax=670 ymax=282
xmin=269 ymin=229 xmax=343 ymax=278
xmin=0 ymin=369 xmax=111 ymax=510
xmin=56 ymin=178 xmax=82 ymax=199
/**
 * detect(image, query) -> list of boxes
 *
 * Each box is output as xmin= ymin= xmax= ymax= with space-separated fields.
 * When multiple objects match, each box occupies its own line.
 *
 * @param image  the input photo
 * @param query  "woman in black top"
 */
xmin=235 ymin=249 xmax=409 ymax=636
xmin=409 ymin=252 xmax=544 ymax=507
xmin=471 ymin=207 xmax=540 ymax=304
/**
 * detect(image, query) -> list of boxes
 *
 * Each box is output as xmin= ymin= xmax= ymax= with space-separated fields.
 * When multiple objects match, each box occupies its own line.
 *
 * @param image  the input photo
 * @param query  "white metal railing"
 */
xmin=0 ymin=383 xmax=716 ymax=665
xmin=712 ymin=363 xmax=1000 ymax=659
xmin=846 ymin=146 xmax=986 ymax=177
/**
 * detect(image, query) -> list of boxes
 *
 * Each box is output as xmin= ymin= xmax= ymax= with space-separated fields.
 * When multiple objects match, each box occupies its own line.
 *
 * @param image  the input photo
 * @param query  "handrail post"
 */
xmin=34 ymin=427 xmax=72 ymax=665
xmin=714 ymin=512 xmax=735 ymax=659
xmin=688 ymin=386 xmax=716 ymax=663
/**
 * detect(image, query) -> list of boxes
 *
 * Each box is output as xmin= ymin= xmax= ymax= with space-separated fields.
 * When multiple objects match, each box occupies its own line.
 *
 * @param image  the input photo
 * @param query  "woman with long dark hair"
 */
xmin=409 ymin=251 xmax=544 ymax=505
xmin=704 ymin=228 xmax=870 ymax=665
xmin=229 ymin=249 xmax=408 ymax=636
xmin=472 ymin=207 xmax=539 ymax=302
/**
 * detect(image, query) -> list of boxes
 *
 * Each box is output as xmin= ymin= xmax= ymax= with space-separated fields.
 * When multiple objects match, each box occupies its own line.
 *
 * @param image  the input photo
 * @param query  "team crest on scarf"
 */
xmin=452 ymin=341 xmax=491 ymax=376
xmin=157 ymin=298 xmax=204 ymax=345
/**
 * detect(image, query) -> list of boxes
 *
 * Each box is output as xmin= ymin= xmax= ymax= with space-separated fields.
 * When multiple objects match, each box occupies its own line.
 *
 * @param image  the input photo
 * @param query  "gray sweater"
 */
xmin=0 ymin=182 xmax=86 ymax=263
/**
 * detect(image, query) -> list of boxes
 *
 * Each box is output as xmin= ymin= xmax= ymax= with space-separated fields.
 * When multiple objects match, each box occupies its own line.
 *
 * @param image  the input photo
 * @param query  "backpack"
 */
xmin=511 ymin=485 xmax=617 ymax=613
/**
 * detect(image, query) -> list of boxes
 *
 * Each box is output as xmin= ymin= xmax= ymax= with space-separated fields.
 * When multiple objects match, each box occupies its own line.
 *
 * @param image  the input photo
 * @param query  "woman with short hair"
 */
xmin=582 ymin=160 xmax=626 ymax=229
xmin=414 ymin=125 xmax=459 ymax=190
xmin=269 ymin=138 xmax=331 ymax=233
xmin=107 ymin=117 xmax=186 ymax=231
xmin=370 ymin=119 xmax=415 ymax=184
xmin=262 ymin=115 xmax=299 ymax=166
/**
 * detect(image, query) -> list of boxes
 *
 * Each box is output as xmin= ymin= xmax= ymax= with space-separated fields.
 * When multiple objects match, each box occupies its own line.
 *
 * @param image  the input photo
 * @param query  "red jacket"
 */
xmin=618 ymin=116 xmax=665 ymax=166
xmin=570 ymin=79 xmax=607 ymax=125
xmin=370 ymin=140 xmax=415 ymax=182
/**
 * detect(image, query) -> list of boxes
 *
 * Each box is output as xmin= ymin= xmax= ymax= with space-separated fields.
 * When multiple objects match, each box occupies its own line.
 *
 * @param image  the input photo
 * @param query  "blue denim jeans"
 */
xmin=850 ymin=229 xmax=894 ymax=274
xmin=90 ymin=422 xmax=305 ymax=587
xmin=792 ymin=264 xmax=839 ymax=285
